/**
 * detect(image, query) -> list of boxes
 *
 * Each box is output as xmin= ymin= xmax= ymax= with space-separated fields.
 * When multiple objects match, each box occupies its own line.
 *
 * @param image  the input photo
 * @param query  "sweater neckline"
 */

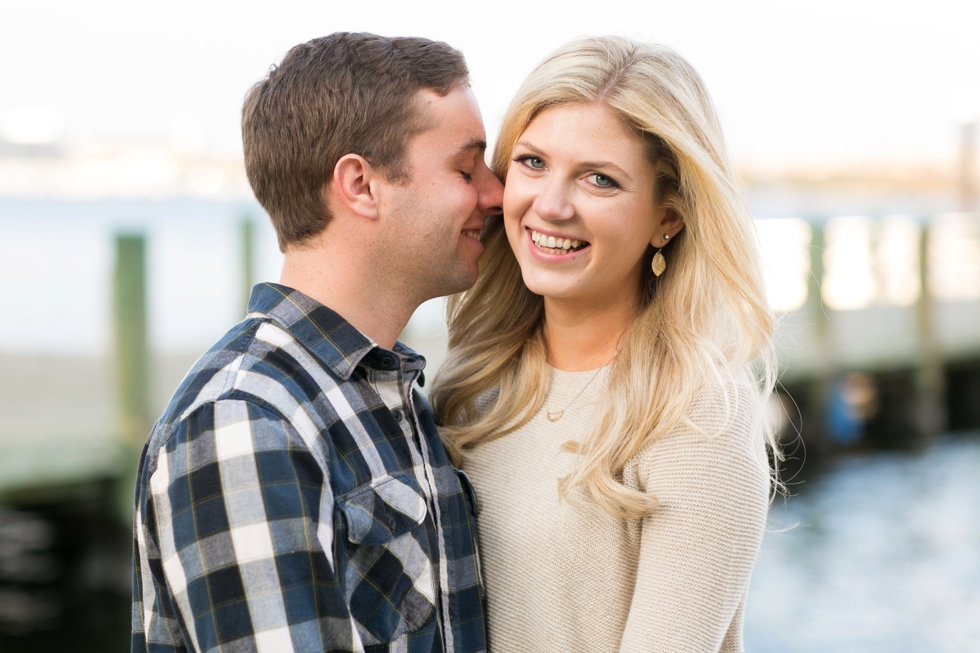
xmin=546 ymin=364 xmax=611 ymax=402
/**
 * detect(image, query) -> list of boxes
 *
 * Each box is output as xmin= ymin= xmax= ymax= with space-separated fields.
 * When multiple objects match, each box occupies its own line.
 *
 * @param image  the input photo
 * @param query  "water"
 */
xmin=0 ymin=197 xmax=282 ymax=355
xmin=0 ymin=197 xmax=452 ymax=360
xmin=745 ymin=433 xmax=980 ymax=652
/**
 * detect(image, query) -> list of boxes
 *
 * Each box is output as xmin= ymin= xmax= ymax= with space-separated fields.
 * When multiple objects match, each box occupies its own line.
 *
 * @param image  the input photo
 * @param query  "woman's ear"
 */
xmin=651 ymin=208 xmax=684 ymax=248
xmin=328 ymin=153 xmax=380 ymax=220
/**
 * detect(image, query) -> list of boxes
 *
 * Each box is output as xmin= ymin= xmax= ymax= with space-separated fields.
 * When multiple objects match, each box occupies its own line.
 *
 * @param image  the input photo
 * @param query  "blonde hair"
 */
xmin=430 ymin=36 xmax=778 ymax=519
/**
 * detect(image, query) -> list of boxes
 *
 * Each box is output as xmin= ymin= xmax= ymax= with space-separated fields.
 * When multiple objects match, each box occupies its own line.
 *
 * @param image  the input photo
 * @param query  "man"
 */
xmin=132 ymin=33 xmax=503 ymax=653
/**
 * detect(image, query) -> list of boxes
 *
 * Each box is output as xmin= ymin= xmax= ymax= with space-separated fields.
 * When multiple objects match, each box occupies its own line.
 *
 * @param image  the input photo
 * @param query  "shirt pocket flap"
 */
xmin=337 ymin=473 xmax=429 ymax=547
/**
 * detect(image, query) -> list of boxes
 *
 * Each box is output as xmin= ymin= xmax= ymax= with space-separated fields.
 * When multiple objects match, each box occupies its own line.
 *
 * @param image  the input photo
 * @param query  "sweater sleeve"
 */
xmin=619 ymin=380 xmax=771 ymax=653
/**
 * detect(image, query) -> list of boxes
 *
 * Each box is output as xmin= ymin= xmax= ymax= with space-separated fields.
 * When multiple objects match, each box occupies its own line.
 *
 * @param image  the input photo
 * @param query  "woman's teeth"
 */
xmin=530 ymin=229 xmax=586 ymax=254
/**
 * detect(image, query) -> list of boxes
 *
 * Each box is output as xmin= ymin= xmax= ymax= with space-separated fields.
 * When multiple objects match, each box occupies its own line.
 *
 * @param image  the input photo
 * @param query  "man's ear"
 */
xmin=650 ymin=208 xmax=684 ymax=248
xmin=329 ymin=154 xmax=380 ymax=220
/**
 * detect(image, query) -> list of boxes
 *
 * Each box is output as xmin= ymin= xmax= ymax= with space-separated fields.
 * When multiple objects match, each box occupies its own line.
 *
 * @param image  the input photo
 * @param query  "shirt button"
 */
xmin=380 ymin=357 xmax=396 ymax=369
xmin=392 ymin=409 xmax=403 ymax=422
xmin=387 ymin=514 xmax=397 ymax=529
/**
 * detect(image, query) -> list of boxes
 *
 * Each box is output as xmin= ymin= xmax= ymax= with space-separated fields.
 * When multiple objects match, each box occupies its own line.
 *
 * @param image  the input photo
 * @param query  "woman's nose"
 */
xmin=532 ymin=179 xmax=574 ymax=222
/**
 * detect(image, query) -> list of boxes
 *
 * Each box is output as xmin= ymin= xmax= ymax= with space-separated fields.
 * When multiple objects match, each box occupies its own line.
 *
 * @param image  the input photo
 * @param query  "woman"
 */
xmin=431 ymin=36 xmax=778 ymax=652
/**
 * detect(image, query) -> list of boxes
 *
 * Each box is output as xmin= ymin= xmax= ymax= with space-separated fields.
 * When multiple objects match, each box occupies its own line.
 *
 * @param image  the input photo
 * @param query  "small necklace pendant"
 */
xmin=546 ymin=411 xmax=563 ymax=422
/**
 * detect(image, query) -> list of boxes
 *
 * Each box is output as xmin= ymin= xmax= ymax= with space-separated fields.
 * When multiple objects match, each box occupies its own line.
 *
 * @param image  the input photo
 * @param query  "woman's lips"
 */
xmin=527 ymin=227 xmax=589 ymax=255
xmin=525 ymin=227 xmax=590 ymax=260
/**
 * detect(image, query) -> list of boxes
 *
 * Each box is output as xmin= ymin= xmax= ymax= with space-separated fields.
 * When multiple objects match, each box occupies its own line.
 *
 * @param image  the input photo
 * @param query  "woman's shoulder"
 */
xmin=685 ymin=368 xmax=763 ymax=437
xmin=625 ymin=369 xmax=769 ymax=490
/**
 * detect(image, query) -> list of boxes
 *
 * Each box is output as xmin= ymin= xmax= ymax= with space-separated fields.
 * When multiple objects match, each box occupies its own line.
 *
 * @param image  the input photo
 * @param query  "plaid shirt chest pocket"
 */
xmin=337 ymin=473 xmax=437 ymax=643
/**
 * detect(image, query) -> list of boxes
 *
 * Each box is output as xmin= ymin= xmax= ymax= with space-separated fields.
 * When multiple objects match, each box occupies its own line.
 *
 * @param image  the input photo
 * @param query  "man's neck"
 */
xmin=279 ymin=240 xmax=418 ymax=351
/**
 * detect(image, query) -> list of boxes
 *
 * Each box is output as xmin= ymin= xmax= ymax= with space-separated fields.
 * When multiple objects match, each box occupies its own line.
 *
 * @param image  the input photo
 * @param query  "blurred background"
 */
xmin=1 ymin=1 xmax=979 ymax=650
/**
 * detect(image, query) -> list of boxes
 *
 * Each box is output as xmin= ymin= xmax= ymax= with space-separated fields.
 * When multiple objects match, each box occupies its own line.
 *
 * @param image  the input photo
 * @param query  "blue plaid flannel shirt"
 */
xmin=132 ymin=283 xmax=485 ymax=653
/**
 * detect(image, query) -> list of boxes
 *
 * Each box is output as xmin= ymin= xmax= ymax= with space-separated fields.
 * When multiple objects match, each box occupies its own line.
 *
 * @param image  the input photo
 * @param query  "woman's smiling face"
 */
xmin=503 ymin=102 xmax=667 ymax=310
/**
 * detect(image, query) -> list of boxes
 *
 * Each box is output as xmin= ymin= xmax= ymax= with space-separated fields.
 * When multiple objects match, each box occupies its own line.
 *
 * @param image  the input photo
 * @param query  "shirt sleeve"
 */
xmin=141 ymin=398 xmax=362 ymax=653
xmin=619 ymin=382 xmax=771 ymax=653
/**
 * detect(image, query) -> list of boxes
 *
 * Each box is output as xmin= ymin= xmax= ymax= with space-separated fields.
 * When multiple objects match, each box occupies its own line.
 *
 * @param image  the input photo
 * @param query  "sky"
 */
xmin=2 ymin=0 xmax=980 ymax=170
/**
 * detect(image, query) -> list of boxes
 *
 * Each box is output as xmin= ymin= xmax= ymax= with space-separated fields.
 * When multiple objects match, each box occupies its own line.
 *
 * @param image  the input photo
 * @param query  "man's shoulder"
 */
xmin=136 ymin=315 xmax=357 ymax=495
xmin=150 ymin=316 xmax=341 ymax=447
xmin=157 ymin=318 xmax=260 ymax=421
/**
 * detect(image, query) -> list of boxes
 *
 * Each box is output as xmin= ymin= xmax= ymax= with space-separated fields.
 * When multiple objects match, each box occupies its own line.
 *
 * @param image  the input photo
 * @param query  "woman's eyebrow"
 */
xmin=514 ymin=139 xmax=544 ymax=154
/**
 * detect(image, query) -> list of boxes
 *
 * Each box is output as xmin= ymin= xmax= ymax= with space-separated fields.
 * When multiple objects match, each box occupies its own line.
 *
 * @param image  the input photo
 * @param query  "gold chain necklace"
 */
xmin=545 ymin=365 xmax=608 ymax=422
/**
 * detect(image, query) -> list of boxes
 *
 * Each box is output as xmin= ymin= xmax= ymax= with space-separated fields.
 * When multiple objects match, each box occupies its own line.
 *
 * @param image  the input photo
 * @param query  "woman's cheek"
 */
xmin=502 ymin=195 xmax=527 ymax=248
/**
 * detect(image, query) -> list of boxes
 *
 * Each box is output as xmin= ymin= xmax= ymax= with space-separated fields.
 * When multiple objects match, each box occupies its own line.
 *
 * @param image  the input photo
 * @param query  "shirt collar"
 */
xmin=246 ymin=282 xmax=425 ymax=381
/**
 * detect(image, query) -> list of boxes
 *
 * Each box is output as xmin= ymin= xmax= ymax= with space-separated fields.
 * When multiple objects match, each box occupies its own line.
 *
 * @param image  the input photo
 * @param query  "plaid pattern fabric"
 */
xmin=132 ymin=283 xmax=485 ymax=653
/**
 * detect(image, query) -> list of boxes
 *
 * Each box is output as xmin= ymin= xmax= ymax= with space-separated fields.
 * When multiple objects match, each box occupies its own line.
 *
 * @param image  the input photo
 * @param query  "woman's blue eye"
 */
xmin=515 ymin=155 xmax=545 ymax=169
xmin=591 ymin=173 xmax=614 ymax=187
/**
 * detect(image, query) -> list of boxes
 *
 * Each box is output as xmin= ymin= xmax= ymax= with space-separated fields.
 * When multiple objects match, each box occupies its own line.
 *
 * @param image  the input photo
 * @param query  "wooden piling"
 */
xmin=113 ymin=234 xmax=149 ymax=444
xmin=960 ymin=121 xmax=977 ymax=212
xmin=113 ymin=233 xmax=149 ymax=522
xmin=914 ymin=220 xmax=945 ymax=441
xmin=804 ymin=223 xmax=834 ymax=461
xmin=241 ymin=217 xmax=255 ymax=316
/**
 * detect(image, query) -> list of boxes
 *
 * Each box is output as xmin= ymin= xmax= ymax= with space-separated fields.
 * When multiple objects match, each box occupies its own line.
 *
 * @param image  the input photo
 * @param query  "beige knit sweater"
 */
xmin=462 ymin=366 xmax=770 ymax=653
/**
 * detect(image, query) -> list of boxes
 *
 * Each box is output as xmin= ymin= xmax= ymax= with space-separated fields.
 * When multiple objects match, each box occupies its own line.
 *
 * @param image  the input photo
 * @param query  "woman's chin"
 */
xmin=522 ymin=279 xmax=589 ymax=304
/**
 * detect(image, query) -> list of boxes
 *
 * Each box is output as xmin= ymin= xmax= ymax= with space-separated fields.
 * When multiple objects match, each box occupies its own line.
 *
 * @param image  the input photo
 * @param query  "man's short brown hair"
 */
xmin=242 ymin=32 xmax=469 ymax=250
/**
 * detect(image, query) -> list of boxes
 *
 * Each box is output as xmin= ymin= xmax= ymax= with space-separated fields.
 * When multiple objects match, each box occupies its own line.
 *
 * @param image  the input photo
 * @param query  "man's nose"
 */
xmin=476 ymin=165 xmax=504 ymax=215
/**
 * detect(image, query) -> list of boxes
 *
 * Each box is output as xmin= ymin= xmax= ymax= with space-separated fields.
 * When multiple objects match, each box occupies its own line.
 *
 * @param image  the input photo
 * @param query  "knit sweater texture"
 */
xmin=462 ymin=366 xmax=770 ymax=653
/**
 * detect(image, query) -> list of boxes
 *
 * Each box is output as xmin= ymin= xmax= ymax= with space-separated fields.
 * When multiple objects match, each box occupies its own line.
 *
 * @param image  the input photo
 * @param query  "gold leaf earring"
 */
xmin=651 ymin=233 xmax=669 ymax=277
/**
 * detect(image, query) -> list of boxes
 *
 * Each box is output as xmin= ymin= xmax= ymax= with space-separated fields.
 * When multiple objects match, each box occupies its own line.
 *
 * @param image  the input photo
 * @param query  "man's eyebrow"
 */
xmin=456 ymin=139 xmax=487 ymax=157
